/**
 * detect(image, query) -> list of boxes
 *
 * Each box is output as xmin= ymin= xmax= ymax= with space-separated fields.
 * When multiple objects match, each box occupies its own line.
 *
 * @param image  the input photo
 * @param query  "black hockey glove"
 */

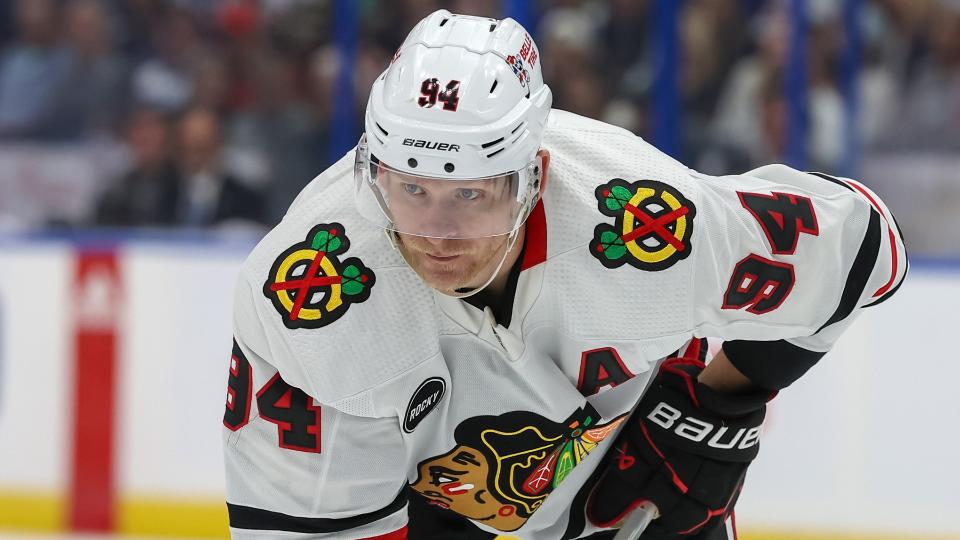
xmin=586 ymin=358 xmax=773 ymax=539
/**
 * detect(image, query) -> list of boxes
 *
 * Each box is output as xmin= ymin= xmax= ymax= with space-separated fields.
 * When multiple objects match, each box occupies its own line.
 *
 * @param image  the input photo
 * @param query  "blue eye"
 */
xmin=403 ymin=183 xmax=425 ymax=195
xmin=457 ymin=188 xmax=481 ymax=201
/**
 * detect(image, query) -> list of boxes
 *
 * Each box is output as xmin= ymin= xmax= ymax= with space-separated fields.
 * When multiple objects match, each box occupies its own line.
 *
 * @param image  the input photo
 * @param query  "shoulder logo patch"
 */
xmin=590 ymin=179 xmax=696 ymax=271
xmin=403 ymin=377 xmax=445 ymax=433
xmin=264 ymin=223 xmax=375 ymax=329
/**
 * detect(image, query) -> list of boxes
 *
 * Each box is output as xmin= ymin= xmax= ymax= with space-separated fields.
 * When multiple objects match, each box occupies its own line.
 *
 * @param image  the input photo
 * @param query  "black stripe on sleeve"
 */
xmin=816 ymin=207 xmax=882 ymax=333
xmin=811 ymin=172 xmax=909 ymax=309
xmin=722 ymin=339 xmax=826 ymax=390
xmin=809 ymin=171 xmax=856 ymax=192
xmin=227 ymin=487 xmax=407 ymax=533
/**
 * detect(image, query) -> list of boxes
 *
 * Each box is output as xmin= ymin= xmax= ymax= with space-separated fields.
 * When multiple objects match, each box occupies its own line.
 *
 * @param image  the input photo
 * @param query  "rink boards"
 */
xmin=0 ymin=237 xmax=957 ymax=539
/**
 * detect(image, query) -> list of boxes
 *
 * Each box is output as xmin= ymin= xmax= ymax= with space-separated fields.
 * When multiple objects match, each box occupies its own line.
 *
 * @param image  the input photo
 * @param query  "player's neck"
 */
xmin=462 ymin=226 xmax=526 ymax=326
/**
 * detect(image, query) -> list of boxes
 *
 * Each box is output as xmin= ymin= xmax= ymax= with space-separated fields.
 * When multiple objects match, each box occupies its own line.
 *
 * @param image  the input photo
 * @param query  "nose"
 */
xmin=419 ymin=207 xmax=462 ymax=240
xmin=421 ymin=234 xmax=454 ymax=247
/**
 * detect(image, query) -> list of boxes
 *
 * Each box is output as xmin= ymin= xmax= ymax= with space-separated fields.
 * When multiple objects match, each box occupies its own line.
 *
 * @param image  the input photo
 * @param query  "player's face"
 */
xmin=382 ymin=173 xmax=517 ymax=295
xmin=375 ymin=149 xmax=549 ymax=295
xmin=380 ymin=171 xmax=519 ymax=239
xmin=396 ymin=230 xmax=511 ymax=295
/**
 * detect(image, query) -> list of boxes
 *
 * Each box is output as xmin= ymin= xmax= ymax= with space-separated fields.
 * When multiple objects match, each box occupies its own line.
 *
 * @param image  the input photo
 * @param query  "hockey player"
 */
xmin=222 ymin=10 xmax=908 ymax=540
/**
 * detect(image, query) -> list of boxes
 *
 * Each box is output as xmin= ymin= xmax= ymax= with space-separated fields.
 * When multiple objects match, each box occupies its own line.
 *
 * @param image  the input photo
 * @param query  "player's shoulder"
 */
xmin=241 ymin=150 xmax=399 ymax=278
xmin=537 ymin=108 xmax=697 ymax=255
xmin=236 ymin=151 xmax=447 ymax=412
xmin=698 ymin=164 xmax=869 ymax=200
xmin=524 ymin=111 xmax=701 ymax=342
xmin=543 ymin=108 xmax=646 ymax=147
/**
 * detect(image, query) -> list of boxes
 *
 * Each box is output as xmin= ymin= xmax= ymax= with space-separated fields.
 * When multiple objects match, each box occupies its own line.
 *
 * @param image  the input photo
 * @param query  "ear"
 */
xmin=536 ymin=148 xmax=551 ymax=198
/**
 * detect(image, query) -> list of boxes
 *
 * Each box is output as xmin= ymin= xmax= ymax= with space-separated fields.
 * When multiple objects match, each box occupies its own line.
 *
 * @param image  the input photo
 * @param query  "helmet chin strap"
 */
xmin=385 ymin=228 xmax=523 ymax=300
xmin=448 ymin=228 xmax=521 ymax=299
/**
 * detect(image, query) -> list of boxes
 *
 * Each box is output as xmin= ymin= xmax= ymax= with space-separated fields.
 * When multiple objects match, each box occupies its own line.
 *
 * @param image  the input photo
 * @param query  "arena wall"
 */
xmin=0 ymin=238 xmax=956 ymax=539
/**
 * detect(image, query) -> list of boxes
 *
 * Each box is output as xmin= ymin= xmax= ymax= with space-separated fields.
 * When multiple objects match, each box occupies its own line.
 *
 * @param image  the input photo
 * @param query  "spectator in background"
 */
xmin=176 ymin=107 xmax=264 ymax=228
xmin=882 ymin=0 xmax=960 ymax=150
xmin=225 ymin=50 xmax=325 ymax=225
xmin=598 ymin=0 xmax=649 ymax=88
xmin=680 ymin=0 xmax=751 ymax=163
xmin=597 ymin=0 xmax=650 ymax=134
xmin=703 ymin=3 xmax=845 ymax=173
xmin=538 ymin=4 xmax=602 ymax=109
xmin=701 ymin=6 xmax=789 ymax=173
xmin=61 ymin=0 xmax=130 ymax=138
xmin=218 ymin=0 xmax=332 ymax=224
xmin=95 ymin=106 xmax=181 ymax=226
xmin=0 ymin=0 xmax=75 ymax=140
xmin=130 ymin=6 xmax=206 ymax=112
xmin=0 ymin=2 xmax=16 ymax=50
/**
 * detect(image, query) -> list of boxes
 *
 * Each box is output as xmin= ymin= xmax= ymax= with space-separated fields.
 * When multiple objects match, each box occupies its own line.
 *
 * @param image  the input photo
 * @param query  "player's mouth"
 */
xmin=426 ymin=253 xmax=461 ymax=262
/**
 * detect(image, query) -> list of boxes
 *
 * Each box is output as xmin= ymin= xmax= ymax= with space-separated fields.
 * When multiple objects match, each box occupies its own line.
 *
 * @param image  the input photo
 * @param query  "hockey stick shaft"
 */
xmin=612 ymin=502 xmax=658 ymax=540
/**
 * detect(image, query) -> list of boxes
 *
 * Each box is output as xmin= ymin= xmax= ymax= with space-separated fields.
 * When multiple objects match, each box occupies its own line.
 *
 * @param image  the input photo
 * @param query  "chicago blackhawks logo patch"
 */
xmin=590 ymin=179 xmax=696 ymax=271
xmin=264 ymin=223 xmax=375 ymax=329
xmin=410 ymin=404 xmax=626 ymax=532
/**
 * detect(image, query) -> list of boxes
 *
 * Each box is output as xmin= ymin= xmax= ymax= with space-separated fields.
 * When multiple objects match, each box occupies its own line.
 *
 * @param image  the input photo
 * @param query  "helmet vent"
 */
xmin=486 ymin=148 xmax=505 ymax=158
xmin=375 ymin=122 xmax=389 ymax=136
xmin=489 ymin=79 xmax=498 ymax=93
xmin=489 ymin=22 xmax=497 ymax=32
xmin=439 ymin=18 xmax=449 ymax=27
xmin=481 ymin=137 xmax=504 ymax=149
xmin=511 ymin=122 xmax=525 ymax=134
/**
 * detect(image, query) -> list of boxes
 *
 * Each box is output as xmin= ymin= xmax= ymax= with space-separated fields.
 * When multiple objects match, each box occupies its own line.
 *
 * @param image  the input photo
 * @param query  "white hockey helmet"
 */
xmin=355 ymin=9 xmax=552 ymax=239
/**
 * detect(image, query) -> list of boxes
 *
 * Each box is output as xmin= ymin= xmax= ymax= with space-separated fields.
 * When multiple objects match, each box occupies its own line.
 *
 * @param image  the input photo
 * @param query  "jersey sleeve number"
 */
xmin=257 ymin=373 xmax=322 ymax=453
xmin=222 ymin=341 xmax=322 ymax=453
xmin=223 ymin=340 xmax=253 ymax=431
xmin=723 ymin=191 xmax=816 ymax=314
xmin=722 ymin=255 xmax=795 ymax=314
xmin=738 ymin=191 xmax=818 ymax=255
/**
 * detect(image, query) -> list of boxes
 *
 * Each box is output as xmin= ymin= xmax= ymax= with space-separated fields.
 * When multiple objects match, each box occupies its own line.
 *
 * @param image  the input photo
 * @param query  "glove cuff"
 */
xmin=661 ymin=358 xmax=773 ymax=417
xmin=636 ymin=358 xmax=768 ymax=463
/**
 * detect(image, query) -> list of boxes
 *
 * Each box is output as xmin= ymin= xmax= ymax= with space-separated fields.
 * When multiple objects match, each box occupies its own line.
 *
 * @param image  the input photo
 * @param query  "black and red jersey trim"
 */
xmin=809 ymin=172 xmax=855 ymax=193
xmin=816 ymin=208 xmax=882 ymax=333
xmin=227 ymin=487 xmax=407 ymax=533
xmin=809 ymin=171 xmax=908 ymax=307
xmin=864 ymin=209 xmax=908 ymax=308
xmin=671 ymin=337 xmax=709 ymax=362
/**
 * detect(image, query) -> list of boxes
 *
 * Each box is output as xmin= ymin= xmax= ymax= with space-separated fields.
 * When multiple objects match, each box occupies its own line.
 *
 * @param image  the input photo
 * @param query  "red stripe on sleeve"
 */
xmin=844 ymin=180 xmax=899 ymax=298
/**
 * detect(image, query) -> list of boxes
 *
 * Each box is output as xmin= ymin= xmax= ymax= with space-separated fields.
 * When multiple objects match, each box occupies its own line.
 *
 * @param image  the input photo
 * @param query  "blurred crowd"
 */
xmin=0 ymin=0 xmax=958 ymax=231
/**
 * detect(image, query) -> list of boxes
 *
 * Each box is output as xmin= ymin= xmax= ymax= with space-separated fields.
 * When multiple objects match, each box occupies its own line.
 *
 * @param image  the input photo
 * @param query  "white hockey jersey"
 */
xmin=222 ymin=110 xmax=907 ymax=539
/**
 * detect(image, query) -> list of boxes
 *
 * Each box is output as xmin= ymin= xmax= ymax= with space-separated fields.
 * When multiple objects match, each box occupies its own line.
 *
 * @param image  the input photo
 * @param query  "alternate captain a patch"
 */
xmin=590 ymin=179 xmax=696 ymax=271
xmin=264 ymin=223 xmax=375 ymax=329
